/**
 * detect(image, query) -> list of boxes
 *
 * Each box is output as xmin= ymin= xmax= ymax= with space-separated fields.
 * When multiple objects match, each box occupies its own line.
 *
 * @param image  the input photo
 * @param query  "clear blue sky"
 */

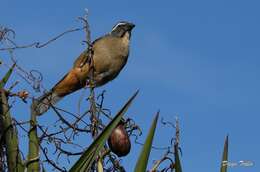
xmin=1 ymin=0 xmax=259 ymax=171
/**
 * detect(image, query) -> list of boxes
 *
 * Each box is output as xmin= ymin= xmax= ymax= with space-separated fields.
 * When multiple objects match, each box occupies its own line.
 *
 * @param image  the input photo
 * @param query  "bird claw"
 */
xmin=85 ymin=79 xmax=95 ymax=88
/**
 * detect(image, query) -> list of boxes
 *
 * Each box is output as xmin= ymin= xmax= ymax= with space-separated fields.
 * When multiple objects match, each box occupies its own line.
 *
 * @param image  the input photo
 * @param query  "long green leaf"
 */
xmin=220 ymin=135 xmax=229 ymax=172
xmin=174 ymin=144 xmax=182 ymax=172
xmin=69 ymin=90 xmax=139 ymax=172
xmin=134 ymin=111 xmax=159 ymax=172
xmin=0 ymin=63 xmax=16 ymax=88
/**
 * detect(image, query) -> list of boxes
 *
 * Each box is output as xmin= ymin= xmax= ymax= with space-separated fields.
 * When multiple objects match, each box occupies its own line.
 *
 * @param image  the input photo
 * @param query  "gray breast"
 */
xmin=91 ymin=34 xmax=130 ymax=86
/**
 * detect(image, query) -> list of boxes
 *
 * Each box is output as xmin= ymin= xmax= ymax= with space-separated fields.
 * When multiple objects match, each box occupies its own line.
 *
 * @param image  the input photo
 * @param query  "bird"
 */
xmin=33 ymin=21 xmax=135 ymax=116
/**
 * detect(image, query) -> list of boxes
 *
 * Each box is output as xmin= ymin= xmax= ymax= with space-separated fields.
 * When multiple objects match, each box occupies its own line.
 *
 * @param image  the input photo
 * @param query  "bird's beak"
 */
xmin=128 ymin=23 xmax=135 ymax=30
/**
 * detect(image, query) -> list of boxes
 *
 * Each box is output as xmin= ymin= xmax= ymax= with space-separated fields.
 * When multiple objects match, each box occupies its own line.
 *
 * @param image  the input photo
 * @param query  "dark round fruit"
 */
xmin=108 ymin=123 xmax=131 ymax=157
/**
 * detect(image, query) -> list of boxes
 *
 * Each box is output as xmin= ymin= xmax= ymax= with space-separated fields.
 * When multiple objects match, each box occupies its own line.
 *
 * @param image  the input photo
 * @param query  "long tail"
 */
xmin=32 ymin=67 xmax=87 ymax=116
xmin=32 ymin=91 xmax=62 ymax=116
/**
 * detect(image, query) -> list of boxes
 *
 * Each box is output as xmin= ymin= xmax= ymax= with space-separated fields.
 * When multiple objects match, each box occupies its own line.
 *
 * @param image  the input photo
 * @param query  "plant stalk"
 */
xmin=27 ymin=102 xmax=40 ymax=172
xmin=0 ymin=90 xmax=24 ymax=172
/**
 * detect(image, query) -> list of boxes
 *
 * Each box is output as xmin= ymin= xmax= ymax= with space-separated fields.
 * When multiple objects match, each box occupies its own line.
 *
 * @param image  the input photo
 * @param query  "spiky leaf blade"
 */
xmin=134 ymin=111 xmax=159 ymax=172
xmin=220 ymin=135 xmax=229 ymax=172
xmin=0 ymin=63 xmax=15 ymax=88
xmin=174 ymin=144 xmax=182 ymax=172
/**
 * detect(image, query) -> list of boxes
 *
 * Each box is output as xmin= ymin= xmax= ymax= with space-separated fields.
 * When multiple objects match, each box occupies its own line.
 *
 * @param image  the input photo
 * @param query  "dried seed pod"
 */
xmin=108 ymin=123 xmax=131 ymax=157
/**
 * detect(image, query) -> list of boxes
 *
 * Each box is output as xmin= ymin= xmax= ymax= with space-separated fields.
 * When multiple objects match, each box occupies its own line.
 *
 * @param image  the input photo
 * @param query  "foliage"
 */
xmin=220 ymin=135 xmax=229 ymax=172
xmin=134 ymin=112 xmax=159 ymax=172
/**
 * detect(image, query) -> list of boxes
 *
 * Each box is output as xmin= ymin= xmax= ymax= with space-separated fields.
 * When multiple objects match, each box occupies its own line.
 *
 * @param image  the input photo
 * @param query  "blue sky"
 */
xmin=1 ymin=0 xmax=260 ymax=171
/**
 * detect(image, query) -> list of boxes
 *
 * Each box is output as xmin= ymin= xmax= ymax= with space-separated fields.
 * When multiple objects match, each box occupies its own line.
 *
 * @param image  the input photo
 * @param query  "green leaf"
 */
xmin=134 ymin=111 xmax=159 ymax=172
xmin=69 ymin=90 xmax=139 ymax=172
xmin=220 ymin=135 xmax=229 ymax=172
xmin=0 ymin=63 xmax=16 ymax=88
xmin=174 ymin=144 xmax=182 ymax=172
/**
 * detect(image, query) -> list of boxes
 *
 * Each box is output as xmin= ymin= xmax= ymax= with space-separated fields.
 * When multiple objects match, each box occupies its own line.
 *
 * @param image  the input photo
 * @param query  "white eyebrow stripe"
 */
xmin=111 ymin=22 xmax=127 ymax=32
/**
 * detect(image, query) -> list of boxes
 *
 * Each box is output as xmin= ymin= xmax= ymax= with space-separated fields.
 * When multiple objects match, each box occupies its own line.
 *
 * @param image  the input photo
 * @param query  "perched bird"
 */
xmin=33 ymin=21 xmax=135 ymax=115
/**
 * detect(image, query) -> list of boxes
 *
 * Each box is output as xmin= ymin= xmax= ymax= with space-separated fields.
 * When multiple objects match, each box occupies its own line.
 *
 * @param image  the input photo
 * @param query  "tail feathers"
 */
xmin=32 ymin=91 xmax=62 ymax=116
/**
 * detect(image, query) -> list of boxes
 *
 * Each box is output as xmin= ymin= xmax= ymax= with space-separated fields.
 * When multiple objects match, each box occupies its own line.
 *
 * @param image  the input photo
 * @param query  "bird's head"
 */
xmin=111 ymin=21 xmax=135 ymax=38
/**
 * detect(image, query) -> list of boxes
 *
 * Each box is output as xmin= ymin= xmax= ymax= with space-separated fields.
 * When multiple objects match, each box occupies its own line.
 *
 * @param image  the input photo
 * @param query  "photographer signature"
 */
xmin=222 ymin=160 xmax=254 ymax=167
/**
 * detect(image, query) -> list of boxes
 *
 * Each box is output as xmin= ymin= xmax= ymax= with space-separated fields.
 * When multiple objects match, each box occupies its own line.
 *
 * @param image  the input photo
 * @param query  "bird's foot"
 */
xmin=85 ymin=79 xmax=95 ymax=89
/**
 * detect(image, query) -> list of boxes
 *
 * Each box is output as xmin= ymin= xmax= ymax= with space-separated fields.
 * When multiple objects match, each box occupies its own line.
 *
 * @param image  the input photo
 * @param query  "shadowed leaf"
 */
xmin=0 ymin=63 xmax=16 ymax=88
xmin=174 ymin=144 xmax=182 ymax=172
xmin=220 ymin=135 xmax=229 ymax=172
xmin=134 ymin=111 xmax=159 ymax=172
